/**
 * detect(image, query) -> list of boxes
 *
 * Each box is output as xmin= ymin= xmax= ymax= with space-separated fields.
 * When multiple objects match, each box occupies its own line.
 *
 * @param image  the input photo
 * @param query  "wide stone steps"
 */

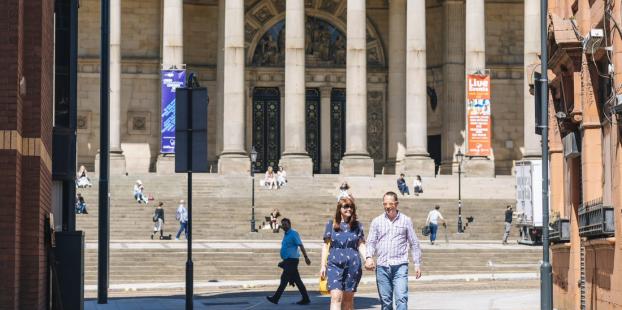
xmin=82 ymin=246 xmax=540 ymax=286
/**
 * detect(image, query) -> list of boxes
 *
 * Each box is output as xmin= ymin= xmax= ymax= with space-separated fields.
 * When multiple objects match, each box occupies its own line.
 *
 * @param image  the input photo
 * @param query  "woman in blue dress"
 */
xmin=320 ymin=197 xmax=368 ymax=310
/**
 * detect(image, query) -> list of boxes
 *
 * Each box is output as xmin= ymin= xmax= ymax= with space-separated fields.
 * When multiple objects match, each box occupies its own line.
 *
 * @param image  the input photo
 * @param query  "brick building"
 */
xmin=0 ymin=0 xmax=55 ymax=309
xmin=546 ymin=0 xmax=622 ymax=308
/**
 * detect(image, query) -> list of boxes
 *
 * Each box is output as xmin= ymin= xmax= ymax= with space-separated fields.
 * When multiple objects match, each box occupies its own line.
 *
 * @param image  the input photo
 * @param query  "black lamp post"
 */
xmin=250 ymin=147 xmax=258 ymax=232
xmin=456 ymin=149 xmax=464 ymax=233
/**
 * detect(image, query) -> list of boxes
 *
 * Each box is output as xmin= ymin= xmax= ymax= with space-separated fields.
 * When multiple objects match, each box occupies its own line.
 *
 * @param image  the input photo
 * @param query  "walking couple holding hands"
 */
xmin=321 ymin=191 xmax=422 ymax=310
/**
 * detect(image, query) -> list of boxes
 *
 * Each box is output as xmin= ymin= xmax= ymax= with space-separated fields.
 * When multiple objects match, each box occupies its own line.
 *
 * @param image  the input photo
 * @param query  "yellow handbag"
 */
xmin=319 ymin=240 xmax=330 ymax=295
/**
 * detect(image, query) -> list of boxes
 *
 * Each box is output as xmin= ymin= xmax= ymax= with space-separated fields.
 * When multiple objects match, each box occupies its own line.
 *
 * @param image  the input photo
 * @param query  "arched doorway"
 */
xmin=252 ymin=87 xmax=281 ymax=172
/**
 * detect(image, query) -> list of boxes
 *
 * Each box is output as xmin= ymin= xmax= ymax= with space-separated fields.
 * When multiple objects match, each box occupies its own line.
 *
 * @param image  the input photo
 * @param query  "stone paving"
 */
xmin=85 ymin=289 xmax=539 ymax=309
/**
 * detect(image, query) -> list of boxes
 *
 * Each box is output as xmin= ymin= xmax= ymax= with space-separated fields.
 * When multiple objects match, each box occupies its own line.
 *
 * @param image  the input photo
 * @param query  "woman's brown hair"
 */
xmin=333 ymin=197 xmax=358 ymax=231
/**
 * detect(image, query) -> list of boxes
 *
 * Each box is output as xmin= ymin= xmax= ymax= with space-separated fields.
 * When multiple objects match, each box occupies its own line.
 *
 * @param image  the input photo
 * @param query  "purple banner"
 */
xmin=160 ymin=70 xmax=186 ymax=154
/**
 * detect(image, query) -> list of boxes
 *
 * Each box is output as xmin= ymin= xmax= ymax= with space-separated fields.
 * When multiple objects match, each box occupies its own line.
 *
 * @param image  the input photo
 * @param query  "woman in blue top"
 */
xmin=320 ymin=197 xmax=368 ymax=310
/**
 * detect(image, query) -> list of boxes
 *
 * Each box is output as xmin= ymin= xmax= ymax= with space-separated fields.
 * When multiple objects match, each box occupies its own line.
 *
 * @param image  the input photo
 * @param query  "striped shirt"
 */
xmin=366 ymin=211 xmax=422 ymax=267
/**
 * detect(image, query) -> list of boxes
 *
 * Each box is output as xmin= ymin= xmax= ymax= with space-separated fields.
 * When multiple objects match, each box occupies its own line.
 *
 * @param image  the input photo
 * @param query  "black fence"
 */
xmin=550 ymin=218 xmax=570 ymax=243
xmin=578 ymin=198 xmax=615 ymax=238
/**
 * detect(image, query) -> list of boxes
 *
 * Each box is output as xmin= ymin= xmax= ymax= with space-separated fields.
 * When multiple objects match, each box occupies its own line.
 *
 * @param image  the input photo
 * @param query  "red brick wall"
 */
xmin=0 ymin=0 xmax=53 ymax=309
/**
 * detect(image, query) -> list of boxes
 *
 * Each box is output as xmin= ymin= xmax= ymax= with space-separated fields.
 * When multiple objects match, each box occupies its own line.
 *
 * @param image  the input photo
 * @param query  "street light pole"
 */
xmin=540 ymin=0 xmax=552 ymax=306
xmin=250 ymin=147 xmax=258 ymax=232
xmin=457 ymin=150 xmax=464 ymax=233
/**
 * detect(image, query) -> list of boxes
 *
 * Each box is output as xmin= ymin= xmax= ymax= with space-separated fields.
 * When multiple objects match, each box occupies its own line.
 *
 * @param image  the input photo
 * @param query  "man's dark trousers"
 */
xmin=272 ymin=258 xmax=309 ymax=302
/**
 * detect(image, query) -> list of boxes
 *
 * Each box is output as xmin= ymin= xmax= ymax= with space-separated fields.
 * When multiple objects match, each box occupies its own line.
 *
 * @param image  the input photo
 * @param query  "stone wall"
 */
xmin=486 ymin=1 xmax=524 ymax=174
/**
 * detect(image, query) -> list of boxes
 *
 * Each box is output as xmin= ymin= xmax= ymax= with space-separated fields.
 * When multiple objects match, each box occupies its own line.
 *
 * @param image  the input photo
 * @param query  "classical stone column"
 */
xmin=109 ymin=0 xmax=125 ymax=174
xmin=440 ymin=0 xmax=465 ymax=175
xmin=463 ymin=0 xmax=494 ymax=176
xmin=403 ymin=0 xmax=436 ymax=177
xmin=523 ymin=0 xmax=542 ymax=159
xmin=280 ymin=0 xmax=313 ymax=176
xmin=340 ymin=0 xmax=374 ymax=176
xmin=217 ymin=0 xmax=249 ymax=175
xmin=157 ymin=0 xmax=184 ymax=174
xmin=386 ymin=0 xmax=407 ymax=173
xmin=162 ymin=0 xmax=183 ymax=68
xmin=216 ymin=0 xmax=225 ymax=156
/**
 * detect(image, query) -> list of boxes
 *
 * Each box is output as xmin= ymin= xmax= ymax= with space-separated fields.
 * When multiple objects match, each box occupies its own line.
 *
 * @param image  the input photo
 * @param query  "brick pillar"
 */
xmin=0 ymin=0 xmax=24 ymax=308
xmin=0 ymin=0 xmax=54 ymax=309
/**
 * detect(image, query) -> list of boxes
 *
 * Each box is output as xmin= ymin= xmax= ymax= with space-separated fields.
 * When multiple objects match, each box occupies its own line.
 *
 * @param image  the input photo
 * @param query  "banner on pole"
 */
xmin=466 ymin=74 xmax=492 ymax=156
xmin=160 ymin=69 xmax=186 ymax=154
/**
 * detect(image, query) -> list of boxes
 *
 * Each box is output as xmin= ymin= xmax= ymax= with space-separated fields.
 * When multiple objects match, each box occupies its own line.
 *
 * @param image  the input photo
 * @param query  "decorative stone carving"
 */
xmin=127 ymin=111 xmax=151 ymax=135
xmin=367 ymin=91 xmax=385 ymax=160
xmin=246 ymin=0 xmax=386 ymax=67
xmin=77 ymin=111 xmax=91 ymax=133
xmin=252 ymin=17 xmax=347 ymax=67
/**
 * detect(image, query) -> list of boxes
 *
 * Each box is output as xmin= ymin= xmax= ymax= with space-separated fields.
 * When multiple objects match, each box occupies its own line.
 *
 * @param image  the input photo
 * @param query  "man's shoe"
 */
xmin=296 ymin=299 xmax=310 ymax=305
xmin=266 ymin=296 xmax=278 ymax=304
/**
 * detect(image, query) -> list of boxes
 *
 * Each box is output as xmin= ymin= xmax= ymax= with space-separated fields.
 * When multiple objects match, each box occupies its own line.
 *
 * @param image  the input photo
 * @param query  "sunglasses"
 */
xmin=341 ymin=205 xmax=354 ymax=210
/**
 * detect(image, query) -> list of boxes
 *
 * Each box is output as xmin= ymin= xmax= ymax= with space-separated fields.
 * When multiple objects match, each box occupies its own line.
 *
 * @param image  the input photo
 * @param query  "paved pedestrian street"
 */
xmin=85 ymin=289 xmax=539 ymax=310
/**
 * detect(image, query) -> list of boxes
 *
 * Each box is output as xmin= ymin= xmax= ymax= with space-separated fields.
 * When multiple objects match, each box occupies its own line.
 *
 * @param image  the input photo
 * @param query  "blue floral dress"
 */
xmin=323 ymin=220 xmax=364 ymax=292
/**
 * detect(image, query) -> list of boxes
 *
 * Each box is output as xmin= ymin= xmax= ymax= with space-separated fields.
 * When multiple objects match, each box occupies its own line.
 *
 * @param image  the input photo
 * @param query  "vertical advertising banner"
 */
xmin=466 ymin=74 xmax=492 ymax=156
xmin=160 ymin=70 xmax=186 ymax=154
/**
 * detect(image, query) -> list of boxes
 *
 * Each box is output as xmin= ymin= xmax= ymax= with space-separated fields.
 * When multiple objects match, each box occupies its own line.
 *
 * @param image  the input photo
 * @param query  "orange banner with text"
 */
xmin=466 ymin=74 xmax=491 ymax=156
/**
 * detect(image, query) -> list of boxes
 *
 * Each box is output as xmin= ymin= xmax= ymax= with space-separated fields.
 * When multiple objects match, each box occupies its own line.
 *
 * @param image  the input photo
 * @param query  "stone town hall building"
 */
xmin=76 ymin=0 xmax=541 ymax=176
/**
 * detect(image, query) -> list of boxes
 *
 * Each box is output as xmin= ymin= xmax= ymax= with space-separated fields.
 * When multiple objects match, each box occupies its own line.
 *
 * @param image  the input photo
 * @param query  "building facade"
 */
xmin=547 ymin=0 xmax=622 ymax=308
xmin=0 ymin=0 xmax=54 ymax=308
xmin=76 ymin=0 xmax=539 ymax=176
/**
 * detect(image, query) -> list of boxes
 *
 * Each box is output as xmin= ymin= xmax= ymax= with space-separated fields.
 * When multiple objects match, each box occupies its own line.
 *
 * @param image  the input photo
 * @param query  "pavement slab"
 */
xmin=85 ymin=289 xmax=539 ymax=309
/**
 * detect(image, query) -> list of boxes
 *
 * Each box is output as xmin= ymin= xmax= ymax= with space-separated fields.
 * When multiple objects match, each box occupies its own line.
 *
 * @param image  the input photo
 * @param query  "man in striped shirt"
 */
xmin=365 ymin=191 xmax=422 ymax=310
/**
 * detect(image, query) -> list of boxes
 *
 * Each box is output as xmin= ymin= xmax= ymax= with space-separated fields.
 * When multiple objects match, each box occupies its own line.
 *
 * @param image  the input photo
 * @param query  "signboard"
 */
xmin=466 ymin=74 xmax=492 ymax=156
xmin=160 ymin=70 xmax=186 ymax=154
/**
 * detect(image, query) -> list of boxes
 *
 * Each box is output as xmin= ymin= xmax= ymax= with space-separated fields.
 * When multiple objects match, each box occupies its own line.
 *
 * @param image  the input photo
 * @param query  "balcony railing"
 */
xmin=578 ymin=198 xmax=615 ymax=238
xmin=550 ymin=218 xmax=570 ymax=243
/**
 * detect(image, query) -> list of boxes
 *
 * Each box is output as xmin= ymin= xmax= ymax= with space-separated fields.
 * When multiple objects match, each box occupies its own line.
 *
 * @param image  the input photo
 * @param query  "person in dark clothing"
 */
xmin=502 ymin=205 xmax=513 ymax=245
xmin=151 ymin=202 xmax=166 ymax=240
xmin=396 ymin=174 xmax=410 ymax=196
xmin=75 ymin=193 xmax=88 ymax=214
xmin=266 ymin=218 xmax=311 ymax=305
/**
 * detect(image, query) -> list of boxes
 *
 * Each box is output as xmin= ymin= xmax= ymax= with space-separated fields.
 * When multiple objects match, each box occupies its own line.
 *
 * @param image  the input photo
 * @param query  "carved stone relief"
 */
xmin=77 ymin=111 xmax=91 ymax=133
xmin=127 ymin=111 xmax=151 ymax=135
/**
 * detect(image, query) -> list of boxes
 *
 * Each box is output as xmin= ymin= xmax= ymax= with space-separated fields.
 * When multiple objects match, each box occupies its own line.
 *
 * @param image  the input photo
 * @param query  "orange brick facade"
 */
xmin=547 ymin=0 xmax=622 ymax=308
xmin=0 ymin=0 xmax=54 ymax=309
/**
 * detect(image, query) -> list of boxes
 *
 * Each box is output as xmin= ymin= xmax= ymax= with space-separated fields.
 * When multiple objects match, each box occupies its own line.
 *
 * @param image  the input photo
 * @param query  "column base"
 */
xmin=464 ymin=156 xmax=495 ymax=177
xmin=402 ymin=155 xmax=436 ymax=177
xmin=340 ymin=155 xmax=374 ymax=177
xmin=94 ymin=152 xmax=127 ymax=175
xmin=156 ymin=154 xmax=176 ymax=175
xmin=279 ymin=154 xmax=313 ymax=176
xmin=218 ymin=153 xmax=250 ymax=176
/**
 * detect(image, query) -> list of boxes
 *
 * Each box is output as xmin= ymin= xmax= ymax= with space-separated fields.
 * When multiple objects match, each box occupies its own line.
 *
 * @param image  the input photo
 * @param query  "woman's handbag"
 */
xmin=421 ymin=225 xmax=431 ymax=236
xmin=319 ymin=240 xmax=331 ymax=296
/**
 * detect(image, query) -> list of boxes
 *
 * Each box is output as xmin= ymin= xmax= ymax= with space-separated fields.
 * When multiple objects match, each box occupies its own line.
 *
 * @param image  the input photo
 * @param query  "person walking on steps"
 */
xmin=365 ymin=192 xmax=422 ymax=310
xmin=267 ymin=218 xmax=311 ymax=305
xmin=320 ymin=197 xmax=368 ymax=310
xmin=151 ymin=202 xmax=166 ymax=240
xmin=425 ymin=205 xmax=445 ymax=245
xmin=175 ymin=200 xmax=188 ymax=240
xmin=502 ymin=205 xmax=513 ymax=245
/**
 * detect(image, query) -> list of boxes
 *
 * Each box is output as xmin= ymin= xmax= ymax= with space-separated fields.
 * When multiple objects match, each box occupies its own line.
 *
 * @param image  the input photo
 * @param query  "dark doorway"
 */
xmin=330 ymin=89 xmax=346 ymax=174
xmin=306 ymin=88 xmax=321 ymax=174
xmin=252 ymin=88 xmax=281 ymax=172
xmin=427 ymin=135 xmax=441 ymax=175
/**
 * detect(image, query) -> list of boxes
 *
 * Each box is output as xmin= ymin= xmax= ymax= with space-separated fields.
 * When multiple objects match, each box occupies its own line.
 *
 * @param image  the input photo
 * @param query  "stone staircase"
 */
xmin=74 ymin=173 xmax=541 ymax=295
xmin=76 ymin=173 xmax=519 ymax=241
